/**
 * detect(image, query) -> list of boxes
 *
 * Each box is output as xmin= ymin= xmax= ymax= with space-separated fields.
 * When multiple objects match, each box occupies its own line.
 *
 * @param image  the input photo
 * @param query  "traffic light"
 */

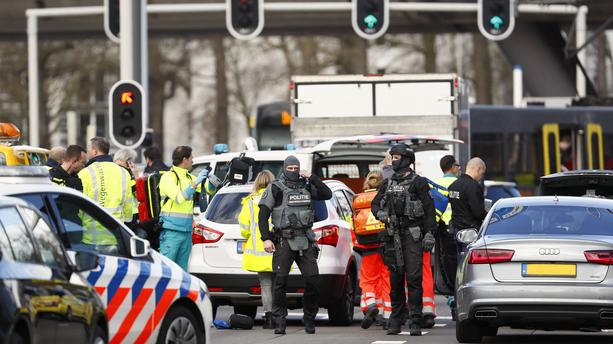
xmin=226 ymin=0 xmax=264 ymax=40
xmin=104 ymin=0 xmax=120 ymax=42
xmin=109 ymin=80 xmax=146 ymax=149
xmin=352 ymin=0 xmax=389 ymax=40
xmin=478 ymin=0 xmax=516 ymax=41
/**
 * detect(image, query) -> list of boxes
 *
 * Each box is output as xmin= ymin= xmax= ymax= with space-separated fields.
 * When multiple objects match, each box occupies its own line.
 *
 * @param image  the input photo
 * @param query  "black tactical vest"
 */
xmin=385 ymin=173 xmax=425 ymax=220
xmin=271 ymin=181 xmax=314 ymax=230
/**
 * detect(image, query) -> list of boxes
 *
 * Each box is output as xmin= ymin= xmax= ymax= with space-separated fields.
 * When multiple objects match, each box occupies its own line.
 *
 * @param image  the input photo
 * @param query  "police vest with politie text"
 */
xmin=270 ymin=179 xmax=316 ymax=251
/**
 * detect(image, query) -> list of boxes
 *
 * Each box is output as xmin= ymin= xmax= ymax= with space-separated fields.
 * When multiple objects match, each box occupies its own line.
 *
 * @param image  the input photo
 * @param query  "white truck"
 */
xmin=290 ymin=73 xmax=470 ymax=179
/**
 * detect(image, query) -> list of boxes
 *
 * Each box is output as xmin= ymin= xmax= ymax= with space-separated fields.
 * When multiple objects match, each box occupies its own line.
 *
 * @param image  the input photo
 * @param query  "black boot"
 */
xmin=386 ymin=319 xmax=402 ymax=335
xmin=409 ymin=320 xmax=422 ymax=336
xmin=421 ymin=314 xmax=435 ymax=329
xmin=304 ymin=318 xmax=316 ymax=334
xmin=263 ymin=312 xmax=274 ymax=329
xmin=361 ymin=305 xmax=379 ymax=329
xmin=274 ymin=318 xmax=286 ymax=335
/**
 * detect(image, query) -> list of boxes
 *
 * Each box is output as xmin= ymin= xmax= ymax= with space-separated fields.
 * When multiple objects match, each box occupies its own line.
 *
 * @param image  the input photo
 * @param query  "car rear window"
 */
xmin=206 ymin=192 xmax=329 ymax=224
xmin=486 ymin=205 xmax=613 ymax=236
xmin=206 ymin=192 xmax=249 ymax=224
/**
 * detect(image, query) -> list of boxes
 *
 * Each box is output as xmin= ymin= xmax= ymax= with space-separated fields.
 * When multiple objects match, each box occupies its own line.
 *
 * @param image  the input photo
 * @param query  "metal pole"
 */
xmin=141 ymin=0 xmax=148 ymax=128
xmin=120 ymin=0 xmax=136 ymax=80
xmin=513 ymin=65 xmax=523 ymax=107
xmin=576 ymin=5 xmax=588 ymax=98
xmin=27 ymin=15 xmax=39 ymax=147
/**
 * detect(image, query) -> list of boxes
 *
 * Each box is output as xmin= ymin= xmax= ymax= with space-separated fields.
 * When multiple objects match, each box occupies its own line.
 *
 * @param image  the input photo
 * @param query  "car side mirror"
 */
xmin=73 ymin=251 xmax=99 ymax=272
xmin=456 ymin=228 xmax=479 ymax=244
xmin=130 ymin=236 xmax=150 ymax=258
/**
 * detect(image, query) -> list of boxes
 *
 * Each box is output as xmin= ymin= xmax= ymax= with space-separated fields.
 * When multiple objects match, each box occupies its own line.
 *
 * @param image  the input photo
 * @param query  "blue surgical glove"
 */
xmin=195 ymin=169 xmax=209 ymax=185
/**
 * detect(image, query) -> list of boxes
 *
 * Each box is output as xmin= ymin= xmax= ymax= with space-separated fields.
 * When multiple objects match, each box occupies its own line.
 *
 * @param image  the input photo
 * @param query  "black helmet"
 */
xmin=389 ymin=144 xmax=415 ymax=163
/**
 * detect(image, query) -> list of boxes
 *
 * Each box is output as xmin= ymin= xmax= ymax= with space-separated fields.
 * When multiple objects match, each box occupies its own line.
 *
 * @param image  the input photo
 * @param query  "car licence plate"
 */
xmin=521 ymin=263 xmax=577 ymax=277
xmin=237 ymin=240 xmax=246 ymax=254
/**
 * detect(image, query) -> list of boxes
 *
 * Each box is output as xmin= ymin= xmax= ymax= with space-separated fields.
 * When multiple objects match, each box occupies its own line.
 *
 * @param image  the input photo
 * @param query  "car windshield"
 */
xmin=205 ymin=192 xmax=329 ymax=224
xmin=214 ymin=161 xmax=284 ymax=182
xmin=485 ymin=205 xmax=613 ymax=236
xmin=486 ymin=185 xmax=521 ymax=203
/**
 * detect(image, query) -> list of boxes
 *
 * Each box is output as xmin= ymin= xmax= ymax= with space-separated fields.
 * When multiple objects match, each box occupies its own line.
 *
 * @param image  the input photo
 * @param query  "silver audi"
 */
xmin=455 ymin=196 xmax=613 ymax=343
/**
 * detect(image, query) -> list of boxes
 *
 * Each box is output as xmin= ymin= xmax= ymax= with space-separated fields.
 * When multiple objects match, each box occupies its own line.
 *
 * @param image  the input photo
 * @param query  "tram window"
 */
xmin=605 ymin=135 xmax=613 ymax=169
xmin=472 ymin=133 xmax=504 ymax=178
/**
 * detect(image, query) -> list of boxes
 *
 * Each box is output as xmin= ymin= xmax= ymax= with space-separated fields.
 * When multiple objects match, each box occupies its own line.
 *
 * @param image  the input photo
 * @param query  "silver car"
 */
xmin=455 ymin=196 xmax=613 ymax=343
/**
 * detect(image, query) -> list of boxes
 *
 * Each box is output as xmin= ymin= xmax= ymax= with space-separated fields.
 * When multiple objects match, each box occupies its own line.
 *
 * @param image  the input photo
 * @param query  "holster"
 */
xmin=408 ymin=226 xmax=422 ymax=243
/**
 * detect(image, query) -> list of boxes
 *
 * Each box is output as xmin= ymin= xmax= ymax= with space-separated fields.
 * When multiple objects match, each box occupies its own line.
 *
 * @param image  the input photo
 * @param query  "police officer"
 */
xmin=258 ymin=156 xmax=332 ymax=335
xmin=371 ymin=144 xmax=436 ymax=336
xmin=448 ymin=157 xmax=488 ymax=248
xmin=49 ymin=145 xmax=86 ymax=191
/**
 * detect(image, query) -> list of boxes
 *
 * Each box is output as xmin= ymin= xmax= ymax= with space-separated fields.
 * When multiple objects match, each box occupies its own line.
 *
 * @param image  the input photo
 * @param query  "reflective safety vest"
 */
xmin=238 ymin=189 xmax=273 ymax=272
xmin=159 ymin=166 xmax=200 ymax=232
xmin=353 ymin=189 xmax=385 ymax=235
xmin=78 ymin=161 xmax=133 ymax=245
xmin=434 ymin=175 xmax=457 ymax=225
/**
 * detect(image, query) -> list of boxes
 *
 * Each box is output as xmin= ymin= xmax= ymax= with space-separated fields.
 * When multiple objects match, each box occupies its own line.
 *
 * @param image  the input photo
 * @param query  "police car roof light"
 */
xmin=0 ymin=166 xmax=49 ymax=178
xmin=213 ymin=143 xmax=229 ymax=155
xmin=0 ymin=122 xmax=21 ymax=146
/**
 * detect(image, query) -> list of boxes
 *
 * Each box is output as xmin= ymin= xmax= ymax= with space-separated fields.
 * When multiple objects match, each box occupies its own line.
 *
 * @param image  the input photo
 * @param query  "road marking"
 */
xmin=434 ymin=323 xmax=447 ymax=327
xmin=399 ymin=331 xmax=429 ymax=335
xmin=371 ymin=341 xmax=406 ymax=344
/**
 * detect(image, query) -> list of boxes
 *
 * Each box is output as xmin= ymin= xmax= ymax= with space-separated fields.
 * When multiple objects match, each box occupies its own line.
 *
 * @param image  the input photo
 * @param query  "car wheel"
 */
xmin=157 ymin=305 xmax=203 ymax=344
xmin=233 ymin=305 xmax=258 ymax=319
xmin=482 ymin=325 xmax=498 ymax=337
xmin=9 ymin=332 xmax=26 ymax=344
xmin=327 ymin=272 xmax=355 ymax=326
xmin=456 ymin=319 xmax=483 ymax=343
xmin=92 ymin=324 xmax=107 ymax=344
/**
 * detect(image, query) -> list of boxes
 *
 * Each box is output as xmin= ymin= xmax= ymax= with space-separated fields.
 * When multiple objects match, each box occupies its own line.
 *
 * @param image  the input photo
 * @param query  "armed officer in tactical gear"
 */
xmin=258 ymin=156 xmax=332 ymax=335
xmin=371 ymin=144 xmax=437 ymax=336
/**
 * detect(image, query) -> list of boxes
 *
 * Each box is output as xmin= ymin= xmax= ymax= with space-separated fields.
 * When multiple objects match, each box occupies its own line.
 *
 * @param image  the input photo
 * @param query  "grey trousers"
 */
xmin=258 ymin=272 xmax=274 ymax=313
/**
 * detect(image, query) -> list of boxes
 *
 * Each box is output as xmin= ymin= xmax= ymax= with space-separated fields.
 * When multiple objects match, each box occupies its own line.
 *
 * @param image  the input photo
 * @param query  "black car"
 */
xmin=0 ymin=196 xmax=107 ymax=344
xmin=540 ymin=170 xmax=613 ymax=197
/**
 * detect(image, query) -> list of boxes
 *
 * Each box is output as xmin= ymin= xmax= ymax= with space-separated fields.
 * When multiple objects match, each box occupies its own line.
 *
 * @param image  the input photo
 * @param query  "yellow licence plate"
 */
xmin=522 ymin=263 xmax=577 ymax=277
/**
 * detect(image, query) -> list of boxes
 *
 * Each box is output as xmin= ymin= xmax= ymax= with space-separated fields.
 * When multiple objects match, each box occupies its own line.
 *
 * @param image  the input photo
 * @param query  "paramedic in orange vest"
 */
xmin=352 ymin=171 xmax=392 ymax=330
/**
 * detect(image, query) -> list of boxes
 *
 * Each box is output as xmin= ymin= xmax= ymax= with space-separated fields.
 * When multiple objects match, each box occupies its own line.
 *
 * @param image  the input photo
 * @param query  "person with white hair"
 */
xmin=46 ymin=146 xmax=66 ymax=169
xmin=114 ymin=148 xmax=140 ymax=227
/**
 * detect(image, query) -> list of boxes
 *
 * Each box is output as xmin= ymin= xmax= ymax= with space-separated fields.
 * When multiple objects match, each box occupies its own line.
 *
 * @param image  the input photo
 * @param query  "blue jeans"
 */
xmin=159 ymin=228 xmax=192 ymax=270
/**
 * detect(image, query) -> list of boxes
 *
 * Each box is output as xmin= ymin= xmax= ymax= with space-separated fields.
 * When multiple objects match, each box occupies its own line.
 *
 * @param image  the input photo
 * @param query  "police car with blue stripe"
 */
xmin=0 ymin=167 xmax=213 ymax=344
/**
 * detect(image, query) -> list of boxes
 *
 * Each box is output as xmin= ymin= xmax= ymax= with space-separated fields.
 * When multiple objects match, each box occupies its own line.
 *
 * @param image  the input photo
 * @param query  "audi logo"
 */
xmin=539 ymin=248 xmax=560 ymax=255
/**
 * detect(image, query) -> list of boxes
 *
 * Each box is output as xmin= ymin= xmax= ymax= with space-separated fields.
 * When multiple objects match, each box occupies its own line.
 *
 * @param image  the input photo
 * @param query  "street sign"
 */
xmin=226 ymin=0 xmax=265 ymax=40
xmin=352 ymin=0 xmax=389 ymax=40
xmin=109 ymin=80 xmax=146 ymax=149
xmin=478 ymin=0 xmax=516 ymax=41
xmin=104 ymin=0 xmax=120 ymax=43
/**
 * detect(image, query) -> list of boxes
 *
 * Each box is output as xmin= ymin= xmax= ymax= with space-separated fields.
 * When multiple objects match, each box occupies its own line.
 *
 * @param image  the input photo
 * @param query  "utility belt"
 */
xmin=274 ymin=227 xmax=318 ymax=254
xmin=276 ymin=228 xmax=307 ymax=239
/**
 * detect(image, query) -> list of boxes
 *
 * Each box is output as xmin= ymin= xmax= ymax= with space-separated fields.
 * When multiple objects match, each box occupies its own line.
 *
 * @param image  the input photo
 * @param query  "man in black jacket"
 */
xmin=143 ymin=146 xmax=169 ymax=174
xmin=448 ymin=157 xmax=488 ymax=255
xmin=49 ymin=145 xmax=86 ymax=191
xmin=258 ymin=156 xmax=332 ymax=335
xmin=371 ymin=144 xmax=436 ymax=336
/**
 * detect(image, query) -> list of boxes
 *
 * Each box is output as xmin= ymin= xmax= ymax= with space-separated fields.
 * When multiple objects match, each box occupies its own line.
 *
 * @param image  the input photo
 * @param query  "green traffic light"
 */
xmin=490 ymin=15 xmax=504 ymax=30
xmin=364 ymin=14 xmax=378 ymax=29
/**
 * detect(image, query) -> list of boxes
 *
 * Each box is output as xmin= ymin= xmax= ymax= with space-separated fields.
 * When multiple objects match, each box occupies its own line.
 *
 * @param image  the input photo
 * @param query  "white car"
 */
xmin=0 ymin=167 xmax=213 ymax=344
xmin=189 ymin=180 xmax=359 ymax=325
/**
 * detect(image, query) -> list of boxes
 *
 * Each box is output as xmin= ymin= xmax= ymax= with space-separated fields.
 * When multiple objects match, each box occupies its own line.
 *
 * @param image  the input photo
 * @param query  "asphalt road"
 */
xmin=210 ymin=296 xmax=613 ymax=344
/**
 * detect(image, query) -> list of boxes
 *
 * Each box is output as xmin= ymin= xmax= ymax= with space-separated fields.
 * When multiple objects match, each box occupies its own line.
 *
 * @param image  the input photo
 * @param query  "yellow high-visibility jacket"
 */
xmin=159 ymin=166 xmax=201 ymax=231
xmin=435 ymin=175 xmax=458 ymax=225
xmin=239 ymin=189 xmax=273 ymax=272
xmin=79 ymin=159 xmax=133 ymax=245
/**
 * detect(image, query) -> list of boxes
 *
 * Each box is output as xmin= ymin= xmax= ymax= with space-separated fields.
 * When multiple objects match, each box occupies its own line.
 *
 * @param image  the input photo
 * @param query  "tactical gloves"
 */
xmin=422 ymin=232 xmax=435 ymax=252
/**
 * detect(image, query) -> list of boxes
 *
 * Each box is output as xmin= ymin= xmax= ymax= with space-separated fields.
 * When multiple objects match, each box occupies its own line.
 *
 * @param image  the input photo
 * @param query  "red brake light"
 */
xmin=584 ymin=251 xmax=613 ymax=265
xmin=209 ymin=287 xmax=224 ymax=292
xmin=314 ymin=225 xmax=339 ymax=246
xmin=192 ymin=225 xmax=224 ymax=244
xmin=468 ymin=249 xmax=514 ymax=264
xmin=249 ymin=286 xmax=262 ymax=294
